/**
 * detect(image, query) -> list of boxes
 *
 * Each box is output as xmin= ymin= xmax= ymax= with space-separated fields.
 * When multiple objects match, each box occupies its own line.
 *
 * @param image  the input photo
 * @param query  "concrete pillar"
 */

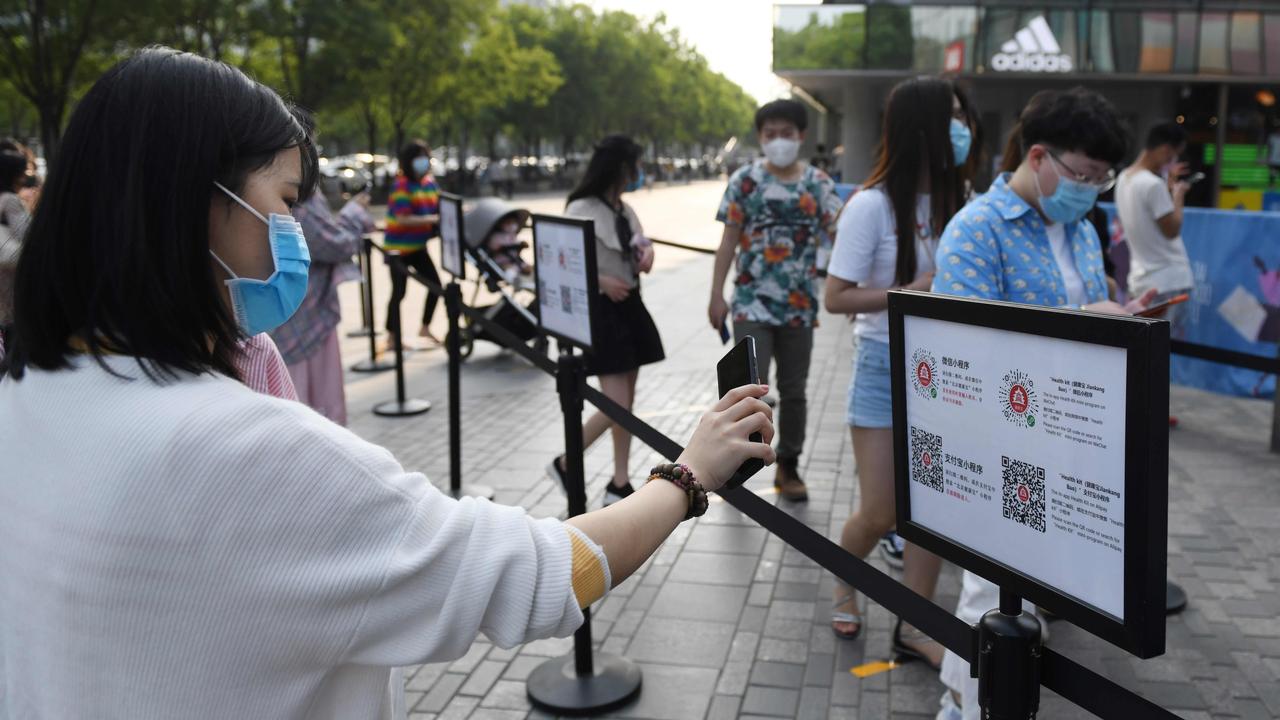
xmin=839 ymin=80 xmax=885 ymax=185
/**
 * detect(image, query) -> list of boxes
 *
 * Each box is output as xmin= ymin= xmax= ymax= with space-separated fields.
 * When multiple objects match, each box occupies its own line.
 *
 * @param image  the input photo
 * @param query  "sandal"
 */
xmin=831 ymin=593 xmax=863 ymax=640
xmin=892 ymin=618 xmax=944 ymax=670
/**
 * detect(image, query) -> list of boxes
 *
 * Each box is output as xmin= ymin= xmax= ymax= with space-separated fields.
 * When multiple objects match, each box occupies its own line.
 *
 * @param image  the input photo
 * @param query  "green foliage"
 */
xmin=866 ymin=5 xmax=913 ymax=70
xmin=773 ymin=10 xmax=866 ymax=71
xmin=0 ymin=0 xmax=756 ymax=159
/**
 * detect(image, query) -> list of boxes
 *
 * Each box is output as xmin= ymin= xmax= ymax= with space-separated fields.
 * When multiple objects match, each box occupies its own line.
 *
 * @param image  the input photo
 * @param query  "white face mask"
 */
xmin=763 ymin=138 xmax=800 ymax=168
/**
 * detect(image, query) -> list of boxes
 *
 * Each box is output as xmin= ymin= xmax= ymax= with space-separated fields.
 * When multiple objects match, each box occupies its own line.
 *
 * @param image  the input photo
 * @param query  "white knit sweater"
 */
xmin=0 ymin=357 xmax=586 ymax=719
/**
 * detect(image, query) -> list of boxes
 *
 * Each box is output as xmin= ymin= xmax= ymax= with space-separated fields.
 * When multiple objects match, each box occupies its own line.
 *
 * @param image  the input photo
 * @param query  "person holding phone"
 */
xmin=268 ymin=182 xmax=374 ymax=424
xmin=823 ymin=77 xmax=978 ymax=664
xmin=1115 ymin=122 xmax=1194 ymax=335
xmin=931 ymin=87 xmax=1155 ymax=720
xmin=548 ymin=135 xmax=662 ymax=507
xmin=0 ymin=47 xmax=775 ymax=719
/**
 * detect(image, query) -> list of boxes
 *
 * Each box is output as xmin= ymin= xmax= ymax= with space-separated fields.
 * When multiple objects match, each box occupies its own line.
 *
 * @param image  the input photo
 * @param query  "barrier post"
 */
xmin=351 ymin=237 xmax=394 ymax=373
xmin=445 ymin=281 xmax=493 ymax=500
xmin=346 ymin=240 xmax=375 ymax=338
xmin=526 ymin=350 xmax=641 ymax=715
xmin=976 ymin=588 xmax=1042 ymax=720
xmin=373 ymin=256 xmax=432 ymax=417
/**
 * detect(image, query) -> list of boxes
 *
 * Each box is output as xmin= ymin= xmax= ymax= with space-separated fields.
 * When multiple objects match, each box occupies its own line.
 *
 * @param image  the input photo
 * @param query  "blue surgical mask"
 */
xmin=1033 ymin=163 xmax=1099 ymax=225
xmin=412 ymin=156 xmax=431 ymax=177
xmin=210 ymin=181 xmax=311 ymax=336
xmin=625 ymin=168 xmax=645 ymax=193
xmin=950 ymin=118 xmax=972 ymax=166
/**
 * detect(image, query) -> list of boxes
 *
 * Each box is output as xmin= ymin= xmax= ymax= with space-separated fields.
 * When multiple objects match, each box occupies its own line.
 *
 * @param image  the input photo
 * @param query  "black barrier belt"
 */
xmin=649 ymin=237 xmax=716 ymax=255
xmin=1170 ymin=339 xmax=1278 ymax=374
xmin=373 ymin=240 xmax=1181 ymax=720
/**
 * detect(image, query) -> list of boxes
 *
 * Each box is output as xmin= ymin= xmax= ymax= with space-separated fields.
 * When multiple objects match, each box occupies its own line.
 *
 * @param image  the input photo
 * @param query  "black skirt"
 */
xmin=584 ymin=288 xmax=665 ymax=376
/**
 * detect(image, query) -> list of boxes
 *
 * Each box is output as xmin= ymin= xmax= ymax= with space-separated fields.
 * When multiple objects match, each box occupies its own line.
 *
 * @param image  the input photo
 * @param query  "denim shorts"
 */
xmin=846 ymin=336 xmax=893 ymax=428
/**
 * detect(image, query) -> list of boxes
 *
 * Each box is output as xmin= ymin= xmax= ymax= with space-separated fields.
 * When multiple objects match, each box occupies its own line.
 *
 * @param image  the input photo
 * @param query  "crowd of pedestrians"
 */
xmin=0 ymin=42 xmax=1200 ymax=720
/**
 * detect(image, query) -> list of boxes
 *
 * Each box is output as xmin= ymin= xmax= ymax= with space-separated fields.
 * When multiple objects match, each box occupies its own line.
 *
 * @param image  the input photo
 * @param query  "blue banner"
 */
xmin=1100 ymin=203 xmax=1279 ymax=399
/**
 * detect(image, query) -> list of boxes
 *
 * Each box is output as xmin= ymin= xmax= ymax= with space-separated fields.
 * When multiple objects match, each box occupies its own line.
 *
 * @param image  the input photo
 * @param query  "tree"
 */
xmin=0 ymin=0 xmax=111 ymax=161
xmin=773 ymin=10 xmax=866 ymax=71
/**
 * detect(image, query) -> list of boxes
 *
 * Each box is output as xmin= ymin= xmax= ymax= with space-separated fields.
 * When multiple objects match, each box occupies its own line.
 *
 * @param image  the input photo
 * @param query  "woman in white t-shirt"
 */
xmin=0 ymin=48 xmax=774 ymax=720
xmin=822 ymin=77 xmax=978 ymax=668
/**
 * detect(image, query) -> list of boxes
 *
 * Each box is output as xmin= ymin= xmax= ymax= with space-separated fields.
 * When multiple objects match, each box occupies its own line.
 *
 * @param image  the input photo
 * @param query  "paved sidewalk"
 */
xmin=331 ymin=183 xmax=1280 ymax=719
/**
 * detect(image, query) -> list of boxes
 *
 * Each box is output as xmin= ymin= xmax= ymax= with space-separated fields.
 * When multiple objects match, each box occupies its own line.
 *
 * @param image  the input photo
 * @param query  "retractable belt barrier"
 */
xmin=370 ymin=239 xmax=1181 ymax=719
xmin=1170 ymin=339 xmax=1278 ymax=374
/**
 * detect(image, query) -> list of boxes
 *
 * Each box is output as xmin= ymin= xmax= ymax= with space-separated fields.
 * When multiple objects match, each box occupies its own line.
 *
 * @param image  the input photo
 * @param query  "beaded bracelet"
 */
xmin=647 ymin=463 xmax=709 ymax=520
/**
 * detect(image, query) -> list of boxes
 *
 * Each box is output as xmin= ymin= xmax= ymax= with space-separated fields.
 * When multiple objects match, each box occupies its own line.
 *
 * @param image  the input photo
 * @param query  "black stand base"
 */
xmin=346 ymin=328 xmax=376 ymax=338
xmin=373 ymin=398 xmax=432 ymax=417
xmin=526 ymin=652 xmax=641 ymax=716
xmin=450 ymin=484 xmax=495 ymax=501
xmin=351 ymin=357 xmax=395 ymax=373
xmin=1166 ymin=580 xmax=1188 ymax=615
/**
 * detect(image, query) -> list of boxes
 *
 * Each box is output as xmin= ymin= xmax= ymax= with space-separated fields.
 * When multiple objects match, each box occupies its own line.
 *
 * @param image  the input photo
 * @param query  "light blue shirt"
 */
xmin=931 ymin=174 xmax=1108 ymax=306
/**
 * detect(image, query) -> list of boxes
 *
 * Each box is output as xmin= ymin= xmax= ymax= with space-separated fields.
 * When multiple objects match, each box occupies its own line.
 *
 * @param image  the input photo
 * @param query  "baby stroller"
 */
xmin=453 ymin=197 xmax=546 ymax=359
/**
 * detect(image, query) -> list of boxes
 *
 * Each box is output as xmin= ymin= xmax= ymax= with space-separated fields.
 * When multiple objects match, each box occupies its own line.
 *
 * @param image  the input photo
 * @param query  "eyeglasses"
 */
xmin=1046 ymin=149 xmax=1116 ymax=193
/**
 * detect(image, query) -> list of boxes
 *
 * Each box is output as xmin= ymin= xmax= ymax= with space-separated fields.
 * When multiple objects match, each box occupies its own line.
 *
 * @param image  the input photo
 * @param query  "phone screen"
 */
xmin=716 ymin=337 xmax=765 ymax=489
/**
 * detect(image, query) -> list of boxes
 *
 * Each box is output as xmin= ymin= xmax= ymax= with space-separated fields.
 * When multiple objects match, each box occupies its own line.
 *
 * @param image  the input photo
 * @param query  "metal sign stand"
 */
xmin=976 ymin=587 xmax=1043 ymax=720
xmin=444 ymin=281 xmax=493 ymax=500
xmin=526 ymin=350 xmax=641 ymax=714
xmin=372 ymin=255 xmax=431 ymax=417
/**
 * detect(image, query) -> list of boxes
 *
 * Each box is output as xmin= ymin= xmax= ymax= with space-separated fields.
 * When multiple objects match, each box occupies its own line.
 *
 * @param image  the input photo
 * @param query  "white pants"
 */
xmin=939 ymin=571 xmax=1045 ymax=720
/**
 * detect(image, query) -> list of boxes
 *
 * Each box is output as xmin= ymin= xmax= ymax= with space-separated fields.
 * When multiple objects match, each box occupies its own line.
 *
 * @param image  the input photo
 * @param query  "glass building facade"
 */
xmin=774 ymin=1 xmax=1280 ymax=209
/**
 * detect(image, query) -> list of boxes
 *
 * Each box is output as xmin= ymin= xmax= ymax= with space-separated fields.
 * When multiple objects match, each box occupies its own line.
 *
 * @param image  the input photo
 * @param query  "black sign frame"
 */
xmin=438 ymin=191 xmax=465 ymax=279
xmin=888 ymin=290 xmax=1168 ymax=659
xmin=531 ymin=214 xmax=598 ymax=352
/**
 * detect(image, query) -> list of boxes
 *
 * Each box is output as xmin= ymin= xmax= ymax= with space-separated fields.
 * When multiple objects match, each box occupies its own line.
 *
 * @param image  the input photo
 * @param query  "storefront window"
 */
xmin=1199 ymin=13 xmax=1230 ymax=74
xmin=1138 ymin=12 xmax=1174 ymax=73
xmin=773 ymin=5 xmax=866 ymax=70
xmin=1266 ymin=15 xmax=1280 ymax=77
xmin=1089 ymin=10 xmax=1115 ymax=73
xmin=1174 ymin=12 xmax=1198 ymax=74
xmin=1230 ymin=12 xmax=1263 ymax=75
xmin=911 ymin=6 xmax=979 ymax=74
xmin=866 ymin=5 xmax=913 ymax=70
xmin=1111 ymin=11 xmax=1140 ymax=73
xmin=1044 ymin=10 xmax=1079 ymax=65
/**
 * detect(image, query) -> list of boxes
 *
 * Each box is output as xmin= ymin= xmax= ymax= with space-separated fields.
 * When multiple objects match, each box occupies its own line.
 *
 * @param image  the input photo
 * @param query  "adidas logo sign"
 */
xmin=990 ymin=16 xmax=1074 ymax=73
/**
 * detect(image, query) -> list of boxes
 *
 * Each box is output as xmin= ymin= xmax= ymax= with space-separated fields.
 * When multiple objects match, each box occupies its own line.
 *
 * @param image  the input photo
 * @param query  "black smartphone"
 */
xmin=716 ymin=336 xmax=765 ymax=489
xmin=718 ymin=321 xmax=731 ymax=344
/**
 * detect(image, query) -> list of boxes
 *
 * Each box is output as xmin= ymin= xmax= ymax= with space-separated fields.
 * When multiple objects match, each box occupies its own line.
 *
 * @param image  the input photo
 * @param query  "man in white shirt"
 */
xmin=1115 ymin=122 xmax=1193 ymax=333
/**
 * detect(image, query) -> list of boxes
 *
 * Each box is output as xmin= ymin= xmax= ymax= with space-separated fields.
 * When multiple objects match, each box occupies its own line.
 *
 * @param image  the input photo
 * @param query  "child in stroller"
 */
xmin=454 ymin=198 xmax=545 ymax=358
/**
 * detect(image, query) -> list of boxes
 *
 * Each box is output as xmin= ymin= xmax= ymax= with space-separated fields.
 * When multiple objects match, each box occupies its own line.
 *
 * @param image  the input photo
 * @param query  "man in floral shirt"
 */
xmin=710 ymin=99 xmax=842 ymax=501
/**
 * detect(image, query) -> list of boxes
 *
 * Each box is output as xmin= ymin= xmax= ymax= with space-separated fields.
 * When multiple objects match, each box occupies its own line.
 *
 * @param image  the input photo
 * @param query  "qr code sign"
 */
xmin=1001 ymin=456 xmax=1045 ymax=533
xmin=910 ymin=426 xmax=943 ymax=493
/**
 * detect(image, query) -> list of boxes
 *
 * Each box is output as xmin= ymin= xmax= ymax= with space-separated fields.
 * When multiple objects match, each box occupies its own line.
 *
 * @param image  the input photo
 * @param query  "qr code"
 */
xmin=909 ymin=426 xmax=943 ymax=493
xmin=1001 ymin=456 xmax=1046 ymax=533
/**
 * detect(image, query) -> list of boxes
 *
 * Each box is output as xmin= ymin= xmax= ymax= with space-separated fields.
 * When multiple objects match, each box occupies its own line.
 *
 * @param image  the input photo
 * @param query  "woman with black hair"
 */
xmin=547 ymin=135 xmax=664 ymax=506
xmin=0 ymin=48 xmax=774 ymax=719
xmin=822 ymin=77 xmax=978 ymax=666
xmin=0 ymin=142 xmax=34 ymax=325
xmin=384 ymin=139 xmax=444 ymax=349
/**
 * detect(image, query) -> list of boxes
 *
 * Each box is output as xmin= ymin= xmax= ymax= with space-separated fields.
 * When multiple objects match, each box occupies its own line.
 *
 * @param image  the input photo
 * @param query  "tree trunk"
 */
xmin=38 ymin=101 xmax=63 ymax=165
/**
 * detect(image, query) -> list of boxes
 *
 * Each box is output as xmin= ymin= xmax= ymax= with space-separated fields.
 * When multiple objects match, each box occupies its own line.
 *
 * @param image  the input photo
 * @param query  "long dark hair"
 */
xmin=860 ymin=77 xmax=973 ymax=286
xmin=567 ymin=135 xmax=642 ymax=207
xmin=4 ymin=46 xmax=318 ymax=382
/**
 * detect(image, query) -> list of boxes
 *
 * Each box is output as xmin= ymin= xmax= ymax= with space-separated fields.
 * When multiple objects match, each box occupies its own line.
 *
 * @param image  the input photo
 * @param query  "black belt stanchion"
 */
xmin=976 ymin=588 xmax=1042 ymax=720
xmin=373 ymin=255 xmax=431 ymax=417
xmin=346 ymin=239 xmax=375 ymax=338
xmin=352 ymin=237 xmax=394 ymax=373
xmin=444 ymin=281 xmax=493 ymax=500
xmin=527 ymin=350 xmax=641 ymax=715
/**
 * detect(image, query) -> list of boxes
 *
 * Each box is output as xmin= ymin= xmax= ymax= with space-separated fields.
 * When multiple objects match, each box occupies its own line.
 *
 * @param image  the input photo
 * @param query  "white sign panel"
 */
xmin=439 ymin=195 xmax=464 ymax=277
xmin=904 ymin=315 xmax=1127 ymax=618
xmin=534 ymin=219 xmax=593 ymax=348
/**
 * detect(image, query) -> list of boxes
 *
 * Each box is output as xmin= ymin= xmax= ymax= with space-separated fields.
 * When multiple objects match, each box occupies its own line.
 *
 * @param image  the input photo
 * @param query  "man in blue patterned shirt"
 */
xmin=930 ymin=87 xmax=1156 ymax=720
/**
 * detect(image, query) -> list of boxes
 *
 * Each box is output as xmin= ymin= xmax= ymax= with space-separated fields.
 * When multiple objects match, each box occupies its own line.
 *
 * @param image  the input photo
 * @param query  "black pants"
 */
xmin=386 ymin=250 xmax=441 ymax=334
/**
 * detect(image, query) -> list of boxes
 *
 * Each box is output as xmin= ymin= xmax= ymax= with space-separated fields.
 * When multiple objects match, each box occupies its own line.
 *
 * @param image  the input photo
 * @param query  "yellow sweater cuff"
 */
xmin=565 ymin=526 xmax=609 ymax=608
